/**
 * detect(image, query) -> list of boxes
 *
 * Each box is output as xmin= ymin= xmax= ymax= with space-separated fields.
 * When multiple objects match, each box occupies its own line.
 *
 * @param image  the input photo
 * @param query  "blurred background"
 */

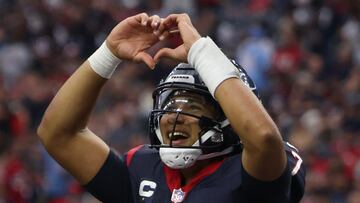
xmin=0 ymin=0 xmax=359 ymax=202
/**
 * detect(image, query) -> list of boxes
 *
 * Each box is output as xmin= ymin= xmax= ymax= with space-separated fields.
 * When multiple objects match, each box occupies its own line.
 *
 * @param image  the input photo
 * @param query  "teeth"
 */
xmin=169 ymin=132 xmax=188 ymax=139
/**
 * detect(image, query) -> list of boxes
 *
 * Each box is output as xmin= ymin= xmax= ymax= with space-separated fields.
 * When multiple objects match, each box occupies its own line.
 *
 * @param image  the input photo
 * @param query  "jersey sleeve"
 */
xmin=83 ymin=150 xmax=133 ymax=203
xmin=285 ymin=142 xmax=306 ymax=202
xmin=240 ymin=142 xmax=305 ymax=202
xmin=240 ymin=159 xmax=292 ymax=202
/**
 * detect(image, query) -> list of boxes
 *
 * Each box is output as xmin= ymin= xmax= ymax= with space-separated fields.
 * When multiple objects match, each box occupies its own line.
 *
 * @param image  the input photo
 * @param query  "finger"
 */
xmin=165 ymin=14 xmax=193 ymax=32
xmin=136 ymin=12 xmax=149 ymax=26
xmin=154 ymin=48 xmax=177 ymax=62
xmin=156 ymin=18 xmax=167 ymax=36
xmin=158 ymin=30 xmax=170 ymax=41
xmin=163 ymin=13 xmax=190 ymax=25
xmin=134 ymin=52 xmax=156 ymax=69
xmin=149 ymin=15 xmax=161 ymax=30
xmin=163 ymin=14 xmax=180 ymax=23
xmin=157 ymin=15 xmax=179 ymax=34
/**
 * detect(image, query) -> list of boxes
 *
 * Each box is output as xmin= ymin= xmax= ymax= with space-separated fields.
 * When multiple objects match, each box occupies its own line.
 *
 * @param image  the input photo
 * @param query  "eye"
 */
xmin=163 ymin=101 xmax=178 ymax=111
xmin=189 ymin=104 xmax=202 ymax=112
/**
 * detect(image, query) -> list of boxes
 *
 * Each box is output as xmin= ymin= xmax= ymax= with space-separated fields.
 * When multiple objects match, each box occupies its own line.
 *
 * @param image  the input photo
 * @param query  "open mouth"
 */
xmin=168 ymin=131 xmax=189 ymax=145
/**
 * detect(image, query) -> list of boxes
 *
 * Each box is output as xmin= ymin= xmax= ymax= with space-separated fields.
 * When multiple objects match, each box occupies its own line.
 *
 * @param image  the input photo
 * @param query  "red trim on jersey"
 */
xmin=164 ymin=158 xmax=225 ymax=201
xmin=126 ymin=145 xmax=144 ymax=166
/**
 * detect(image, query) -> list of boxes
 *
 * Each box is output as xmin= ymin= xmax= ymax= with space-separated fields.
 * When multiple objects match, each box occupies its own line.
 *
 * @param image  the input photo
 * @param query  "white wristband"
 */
xmin=188 ymin=37 xmax=240 ymax=97
xmin=88 ymin=41 xmax=122 ymax=79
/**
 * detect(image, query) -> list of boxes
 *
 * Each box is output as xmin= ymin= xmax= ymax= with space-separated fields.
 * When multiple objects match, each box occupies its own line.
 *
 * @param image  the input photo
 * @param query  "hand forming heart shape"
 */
xmin=105 ymin=13 xmax=201 ymax=69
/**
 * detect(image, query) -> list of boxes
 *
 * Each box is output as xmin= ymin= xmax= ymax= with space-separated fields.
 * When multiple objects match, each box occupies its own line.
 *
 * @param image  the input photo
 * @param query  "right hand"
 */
xmin=106 ymin=13 xmax=161 ymax=69
xmin=154 ymin=13 xmax=201 ymax=63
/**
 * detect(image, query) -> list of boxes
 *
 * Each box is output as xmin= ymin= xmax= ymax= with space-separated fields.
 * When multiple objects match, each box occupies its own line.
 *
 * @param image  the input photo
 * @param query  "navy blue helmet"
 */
xmin=149 ymin=61 xmax=260 ymax=162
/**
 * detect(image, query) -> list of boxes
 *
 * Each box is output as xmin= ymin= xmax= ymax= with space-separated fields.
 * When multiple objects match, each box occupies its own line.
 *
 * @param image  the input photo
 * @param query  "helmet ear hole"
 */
xmin=198 ymin=116 xmax=217 ymax=129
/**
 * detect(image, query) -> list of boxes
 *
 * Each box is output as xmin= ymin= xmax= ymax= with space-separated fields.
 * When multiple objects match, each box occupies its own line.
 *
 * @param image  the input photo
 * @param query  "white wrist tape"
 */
xmin=88 ymin=41 xmax=122 ymax=79
xmin=188 ymin=37 xmax=240 ymax=97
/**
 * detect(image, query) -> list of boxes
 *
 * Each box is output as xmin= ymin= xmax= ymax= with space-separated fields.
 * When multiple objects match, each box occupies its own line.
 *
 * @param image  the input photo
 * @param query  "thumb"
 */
xmin=154 ymin=47 xmax=177 ymax=62
xmin=134 ymin=52 xmax=156 ymax=69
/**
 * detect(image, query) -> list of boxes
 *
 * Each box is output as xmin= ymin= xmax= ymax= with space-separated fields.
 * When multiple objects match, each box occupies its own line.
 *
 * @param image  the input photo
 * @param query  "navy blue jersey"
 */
xmin=85 ymin=142 xmax=305 ymax=203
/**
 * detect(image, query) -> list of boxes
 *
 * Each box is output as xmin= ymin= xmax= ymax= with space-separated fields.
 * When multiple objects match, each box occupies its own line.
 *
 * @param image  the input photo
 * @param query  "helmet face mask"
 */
xmin=149 ymin=62 xmax=259 ymax=169
xmin=161 ymin=90 xmax=220 ymax=120
xmin=153 ymin=89 xmax=223 ymax=148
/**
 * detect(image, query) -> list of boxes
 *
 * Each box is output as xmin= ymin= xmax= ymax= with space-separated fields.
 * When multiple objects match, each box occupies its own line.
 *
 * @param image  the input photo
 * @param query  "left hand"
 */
xmin=106 ymin=13 xmax=162 ymax=69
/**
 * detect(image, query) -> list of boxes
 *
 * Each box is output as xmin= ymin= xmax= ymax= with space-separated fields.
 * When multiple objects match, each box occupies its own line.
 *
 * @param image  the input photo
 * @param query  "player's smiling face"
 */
xmin=159 ymin=91 xmax=218 ymax=147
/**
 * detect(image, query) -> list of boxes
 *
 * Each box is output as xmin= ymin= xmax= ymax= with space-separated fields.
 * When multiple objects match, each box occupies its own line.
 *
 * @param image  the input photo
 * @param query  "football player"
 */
xmin=38 ymin=13 xmax=305 ymax=202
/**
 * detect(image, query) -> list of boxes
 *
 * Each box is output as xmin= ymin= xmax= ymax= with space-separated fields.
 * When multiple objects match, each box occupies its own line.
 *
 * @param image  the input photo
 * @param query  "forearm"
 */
xmin=215 ymin=79 xmax=287 ymax=179
xmin=36 ymin=13 xmax=158 ymax=184
xmin=215 ymin=79 xmax=282 ymax=150
xmin=188 ymin=37 xmax=280 ymax=144
xmin=216 ymin=78 xmax=287 ymax=181
xmin=37 ymin=61 xmax=114 ymax=183
xmin=215 ymin=72 xmax=286 ymax=181
xmin=188 ymin=37 xmax=286 ymax=180
xmin=38 ymin=61 xmax=107 ymax=141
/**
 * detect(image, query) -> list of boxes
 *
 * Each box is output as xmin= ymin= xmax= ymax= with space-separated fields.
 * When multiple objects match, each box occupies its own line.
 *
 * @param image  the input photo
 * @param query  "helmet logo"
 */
xmin=166 ymin=74 xmax=195 ymax=84
xmin=211 ymin=132 xmax=223 ymax=143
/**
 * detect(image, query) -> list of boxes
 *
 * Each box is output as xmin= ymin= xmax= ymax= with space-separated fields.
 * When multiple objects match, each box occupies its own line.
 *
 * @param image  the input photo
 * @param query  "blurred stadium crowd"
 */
xmin=0 ymin=0 xmax=359 ymax=202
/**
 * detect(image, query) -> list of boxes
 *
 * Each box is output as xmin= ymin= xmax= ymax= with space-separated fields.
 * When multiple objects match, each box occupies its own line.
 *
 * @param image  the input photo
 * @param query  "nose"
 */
xmin=165 ymin=112 xmax=185 ymax=125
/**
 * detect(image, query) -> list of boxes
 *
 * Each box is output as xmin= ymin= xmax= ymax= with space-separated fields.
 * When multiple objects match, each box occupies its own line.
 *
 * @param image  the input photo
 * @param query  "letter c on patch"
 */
xmin=139 ymin=180 xmax=157 ymax=197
